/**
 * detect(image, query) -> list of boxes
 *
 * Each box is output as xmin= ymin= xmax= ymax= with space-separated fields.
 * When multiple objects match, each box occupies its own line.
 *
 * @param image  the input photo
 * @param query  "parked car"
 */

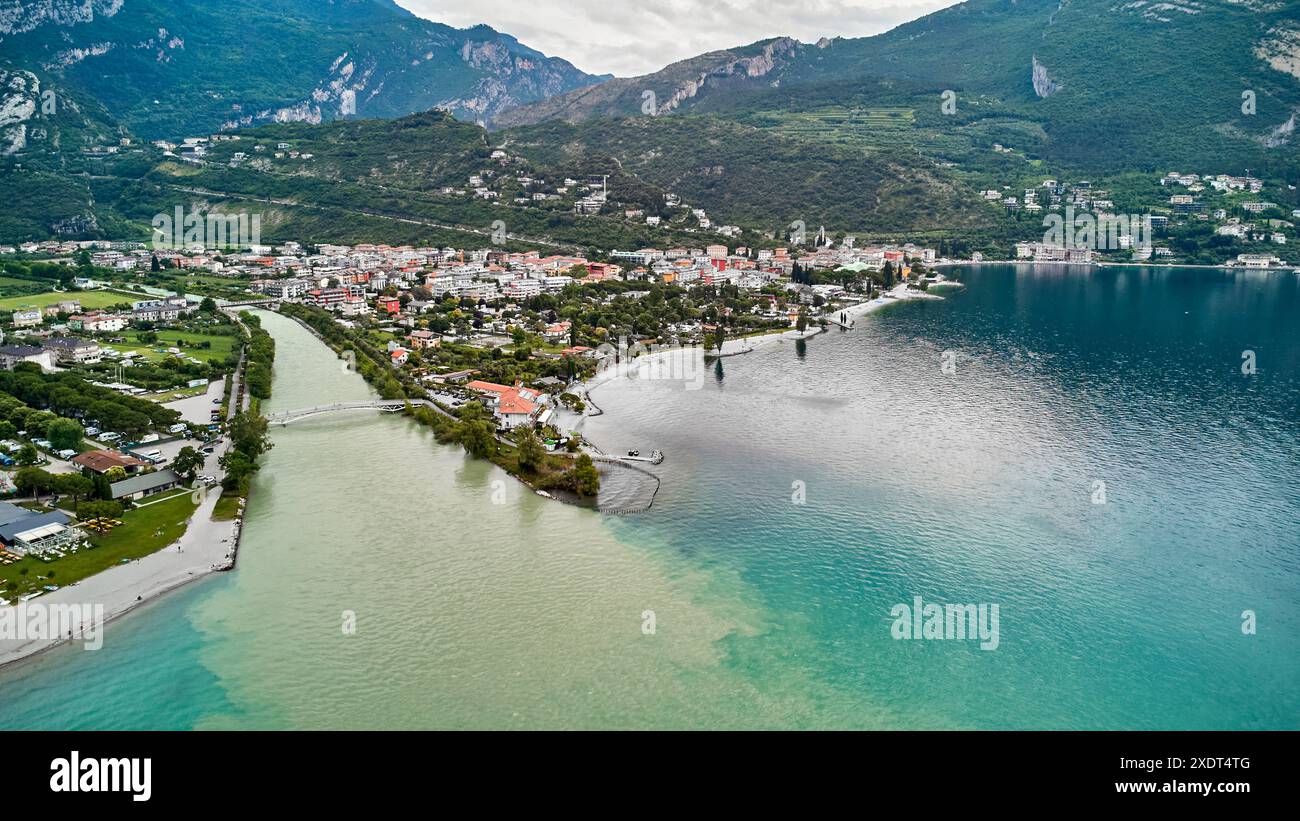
xmin=33 ymin=438 xmax=52 ymax=449
xmin=56 ymin=449 xmax=77 ymax=460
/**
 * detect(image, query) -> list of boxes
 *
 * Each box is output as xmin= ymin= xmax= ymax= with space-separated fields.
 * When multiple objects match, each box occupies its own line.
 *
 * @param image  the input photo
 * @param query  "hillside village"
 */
xmin=995 ymin=172 xmax=1300 ymax=267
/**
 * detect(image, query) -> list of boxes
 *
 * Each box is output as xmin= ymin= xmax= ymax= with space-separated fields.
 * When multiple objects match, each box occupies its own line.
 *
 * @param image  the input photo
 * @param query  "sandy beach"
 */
xmin=0 ymin=349 xmax=249 ymax=669
xmin=0 ymin=477 xmax=239 ymax=668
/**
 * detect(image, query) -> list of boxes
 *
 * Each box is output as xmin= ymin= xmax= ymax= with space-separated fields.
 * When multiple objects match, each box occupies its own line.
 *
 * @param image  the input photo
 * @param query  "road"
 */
xmin=166 ymin=185 xmax=578 ymax=251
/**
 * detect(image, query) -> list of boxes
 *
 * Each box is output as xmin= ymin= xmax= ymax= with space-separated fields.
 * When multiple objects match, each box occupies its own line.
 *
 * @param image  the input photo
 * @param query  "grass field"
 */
xmin=104 ymin=328 xmax=241 ymax=364
xmin=0 ymin=289 xmax=135 ymax=312
xmin=0 ymin=492 xmax=198 ymax=597
xmin=211 ymin=491 xmax=242 ymax=521
xmin=144 ymin=385 xmax=210 ymax=402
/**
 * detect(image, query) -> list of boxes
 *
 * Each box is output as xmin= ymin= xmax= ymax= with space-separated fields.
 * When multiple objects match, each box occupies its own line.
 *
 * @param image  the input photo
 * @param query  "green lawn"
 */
xmin=0 ymin=492 xmax=199 ymax=598
xmin=0 ymin=289 xmax=133 ymax=312
xmin=143 ymin=384 xmax=210 ymax=402
xmin=211 ymin=491 xmax=242 ymax=521
xmin=104 ymin=328 xmax=241 ymax=363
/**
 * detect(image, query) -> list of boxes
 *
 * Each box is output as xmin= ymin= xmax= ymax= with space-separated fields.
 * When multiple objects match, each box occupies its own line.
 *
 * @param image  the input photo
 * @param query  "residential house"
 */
xmin=68 ymin=312 xmax=129 ymax=333
xmin=42 ymin=337 xmax=102 ymax=365
xmin=407 ymin=330 xmax=439 ymax=350
xmin=11 ymin=308 xmax=42 ymax=328
xmin=0 ymin=345 xmax=54 ymax=371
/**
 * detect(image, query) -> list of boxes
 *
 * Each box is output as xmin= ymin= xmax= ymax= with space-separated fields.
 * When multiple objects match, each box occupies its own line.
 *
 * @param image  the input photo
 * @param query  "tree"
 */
xmin=172 ymin=446 xmax=205 ymax=481
xmin=14 ymin=466 xmax=54 ymax=496
xmin=92 ymin=472 xmax=113 ymax=500
xmin=104 ymin=466 xmax=128 ymax=483
xmin=16 ymin=443 xmax=39 ymax=466
xmin=199 ymin=297 xmax=218 ymax=313
xmin=53 ymin=473 xmax=93 ymax=502
xmin=570 ymin=454 xmax=600 ymax=497
xmin=227 ymin=412 xmax=272 ymax=460
xmin=512 ymin=426 xmax=546 ymax=474
xmin=455 ymin=402 xmax=498 ymax=459
xmin=219 ymin=449 xmax=259 ymax=492
xmin=23 ymin=410 xmax=57 ymax=438
xmin=46 ymin=418 xmax=84 ymax=451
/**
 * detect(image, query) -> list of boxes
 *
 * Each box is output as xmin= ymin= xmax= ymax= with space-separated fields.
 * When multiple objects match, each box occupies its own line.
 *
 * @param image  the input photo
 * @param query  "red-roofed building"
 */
xmin=542 ymin=320 xmax=572 ymax=342
xmin=466 ymin=380 xmax=541 ymax=428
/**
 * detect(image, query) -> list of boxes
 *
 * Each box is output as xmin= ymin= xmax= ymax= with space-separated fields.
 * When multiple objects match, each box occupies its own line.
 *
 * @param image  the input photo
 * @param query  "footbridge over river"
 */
xmin=265 ymin=398 xmax=663 ymax=512
xmin=265 ymin=399 xmax=415 ymax=425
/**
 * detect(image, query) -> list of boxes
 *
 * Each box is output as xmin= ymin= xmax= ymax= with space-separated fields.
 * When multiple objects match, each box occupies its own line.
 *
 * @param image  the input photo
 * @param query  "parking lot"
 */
xmin=161 ymin=379 xmax=225 ymax=425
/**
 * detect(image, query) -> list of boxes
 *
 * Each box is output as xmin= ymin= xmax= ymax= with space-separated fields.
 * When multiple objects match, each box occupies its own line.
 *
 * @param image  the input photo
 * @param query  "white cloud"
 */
xmin=394 ymin=0 xmax=958 ymax=77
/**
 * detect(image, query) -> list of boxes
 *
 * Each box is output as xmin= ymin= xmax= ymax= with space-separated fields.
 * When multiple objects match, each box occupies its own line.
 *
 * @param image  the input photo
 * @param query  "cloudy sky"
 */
xmin=394 ymin=0 xmax=956 ymax=78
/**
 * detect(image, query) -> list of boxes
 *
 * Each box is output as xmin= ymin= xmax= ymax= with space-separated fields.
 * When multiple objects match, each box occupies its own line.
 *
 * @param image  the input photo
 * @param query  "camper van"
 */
xmin=167 ymin=423 xmax=188 ymax=435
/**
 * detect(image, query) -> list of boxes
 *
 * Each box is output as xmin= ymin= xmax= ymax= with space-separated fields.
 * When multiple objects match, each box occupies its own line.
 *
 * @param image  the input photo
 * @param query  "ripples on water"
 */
xmin=0 ymin=268 xmax=1296 ymax=729
xmin=582 ymin=265 xmax=1300 ymax=729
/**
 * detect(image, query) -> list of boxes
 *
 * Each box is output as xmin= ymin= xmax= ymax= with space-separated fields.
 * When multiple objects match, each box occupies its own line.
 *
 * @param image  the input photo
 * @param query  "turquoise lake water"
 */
xmin=1 ymin=264 xmax=1296 ymax=729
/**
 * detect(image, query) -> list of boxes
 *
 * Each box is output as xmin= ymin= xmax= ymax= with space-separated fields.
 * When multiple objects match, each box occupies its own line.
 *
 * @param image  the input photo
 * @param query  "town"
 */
xmin=3 ymin=156 xmax=1296 ymax=609
xmin=0 ymin=229 xmax=955 ymax=608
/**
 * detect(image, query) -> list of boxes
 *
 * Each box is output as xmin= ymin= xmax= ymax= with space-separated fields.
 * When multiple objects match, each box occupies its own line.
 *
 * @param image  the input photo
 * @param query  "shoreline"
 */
xmin=935 ymin=259 xmax=1299 ymax=272
xmin=0 ymin=320 xmax=261 ymax=670
xmin=0 ymin=483 xmax=241 ymax=669
xmin=0 ymin=285 xmax=935 ymax=670
xmin=573 ymin=283 xmax=937 ymax=447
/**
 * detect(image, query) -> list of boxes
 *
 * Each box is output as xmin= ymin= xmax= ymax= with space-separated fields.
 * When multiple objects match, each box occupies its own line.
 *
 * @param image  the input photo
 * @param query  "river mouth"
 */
xmin=1 ymin=267 xmax=1297 ymax=730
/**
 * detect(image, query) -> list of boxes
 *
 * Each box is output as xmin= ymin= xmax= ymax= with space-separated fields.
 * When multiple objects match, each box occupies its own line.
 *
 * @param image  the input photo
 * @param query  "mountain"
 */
xmin=501 ymin=115 xmax=987 ymax=234
xmin=490 ymin=37 xmax=808 ymax=128
xmin=493 ymin=0 xmax=1300 ymax=177
xmin=0 ymin=0 xmax=605 ymax=139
